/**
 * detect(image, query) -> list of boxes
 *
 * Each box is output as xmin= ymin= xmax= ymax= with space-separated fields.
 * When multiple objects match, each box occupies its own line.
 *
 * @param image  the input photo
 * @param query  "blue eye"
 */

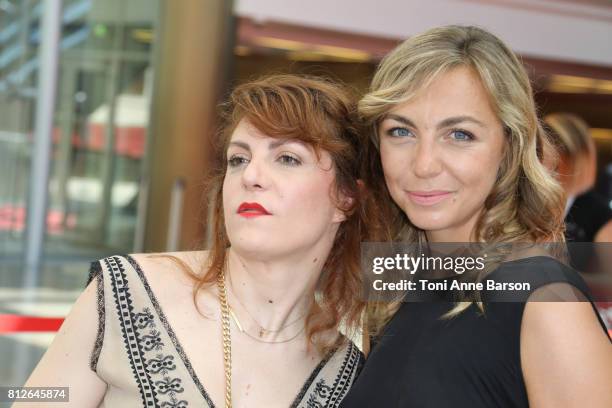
xmin=388 ymin=127 xmax=413 ymax=138
xmin=450 ymin=129 xmax=474 ymax=141
xmin=278 ymin=154 xmax=301 ymax=166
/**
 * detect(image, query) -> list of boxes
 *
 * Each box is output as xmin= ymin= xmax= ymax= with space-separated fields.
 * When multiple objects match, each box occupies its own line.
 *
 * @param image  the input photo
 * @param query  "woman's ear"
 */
xmin=332 ymin=194 xmax=353 ymax=223
xmin=332 ymin=180 xmax=363 ymax=223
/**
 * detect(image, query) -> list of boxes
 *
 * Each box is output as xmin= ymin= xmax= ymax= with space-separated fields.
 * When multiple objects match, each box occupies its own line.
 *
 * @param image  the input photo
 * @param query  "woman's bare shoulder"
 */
xmin=129 ymin=250 xmax=211 ymax=276
xmin=127 ymin=250 xmax=213 ymax=298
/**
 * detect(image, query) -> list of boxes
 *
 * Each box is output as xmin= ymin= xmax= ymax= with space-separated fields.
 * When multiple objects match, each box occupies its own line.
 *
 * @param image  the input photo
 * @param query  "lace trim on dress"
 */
xmin=293 ymin=341 xmax=365 ymax=408
xmin=106 ymin=256 xmax=160 ymax=406
xmin=87 ymin=260 xmax=105 ymax=372
xmin=327 ymin=341 xmax=364 ymax=406
xmin=289 ymin=346 xmax=337 ymax=408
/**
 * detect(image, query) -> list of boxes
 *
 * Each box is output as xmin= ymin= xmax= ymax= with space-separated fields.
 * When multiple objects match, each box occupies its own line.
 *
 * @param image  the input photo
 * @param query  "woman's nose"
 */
xmin=412 ymin=138 xmax=443 ymax=179
xmin=241 ymin=158 xmax=268 ymax=190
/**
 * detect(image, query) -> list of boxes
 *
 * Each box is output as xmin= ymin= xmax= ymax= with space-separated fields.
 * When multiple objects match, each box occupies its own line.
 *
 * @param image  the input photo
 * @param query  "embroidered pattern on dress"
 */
xmin=119 ymin=254 xmax=365 ymax=408
xmin=306 ymin=378 xmax=333 ymax=407
xmin=134 ymin=308 xmax=155 ymax=329
xmin=142 ymin=328 xmax=165 ymax=351
xmin=160 ymin=396 xmax=189 ymax=408
xmin=125 ymin=254 xmax=216 ymax=408
xmin=290 ymin=347 xmax=335 ymax=408
xmin=149 ymin=354 xmax=177 ymax=374
xmin=105 ymin=256 xmax=159 ymax=407
xmin=133 ymin=309 xmax=187 ymax=407
xmin=110 ymin=256 xmax=189 ymax=407
xmin=325 ymin=342 xmax=363 ymax=406
xmin=292 ymin=341 xmax=364 ymax=408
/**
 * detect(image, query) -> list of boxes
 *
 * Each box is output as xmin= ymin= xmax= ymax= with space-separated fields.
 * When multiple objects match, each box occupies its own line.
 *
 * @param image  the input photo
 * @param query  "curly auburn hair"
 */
xmin=170 ymin=74 xmax=387 ymax=354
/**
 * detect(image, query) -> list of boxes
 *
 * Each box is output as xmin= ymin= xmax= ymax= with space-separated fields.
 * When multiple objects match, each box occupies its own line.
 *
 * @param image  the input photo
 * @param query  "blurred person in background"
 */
xmin=544 ymin=113 xmax=612 ymax=243
xmin=21 ymin=75 xmax=374 ymax=407
xmin=341 ymin=25 xmax=612 ymax=408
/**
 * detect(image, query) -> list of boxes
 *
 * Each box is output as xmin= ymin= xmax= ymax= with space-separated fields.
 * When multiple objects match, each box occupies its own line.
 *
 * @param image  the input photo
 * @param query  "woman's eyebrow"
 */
xmin=228 ymin=139 xmax=308 ymax=151
xmin=268 ymin=139 xmax=290 ymax=149
xmin=228 ymin=140 xmax=250 ymax=151
xmin=382 ymin=114 xmax=487 ymax=130
xmin=436 ymin=116 xmax=486 ymax=129
xmin=382 ymin=114 xmax=417 ymax=128
xmin=268 ymin=139 xmax=308 ymax=150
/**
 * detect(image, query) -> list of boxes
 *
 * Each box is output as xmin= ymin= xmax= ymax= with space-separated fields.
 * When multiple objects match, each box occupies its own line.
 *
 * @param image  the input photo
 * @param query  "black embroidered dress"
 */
xmin=88 ymin=255 xmax=363 ymax=408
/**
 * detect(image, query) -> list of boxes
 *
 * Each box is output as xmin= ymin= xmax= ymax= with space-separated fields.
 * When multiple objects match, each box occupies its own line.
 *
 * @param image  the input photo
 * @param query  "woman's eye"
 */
xmin=278 ymin=154 xmax=301 ymax=166
xmin=227 ymin=155 xmax=248 ymax=167
xmin=387 ymin=127 xmax=413 ymax=138
xmin=450 ymin=129 xmax=474 ymax=141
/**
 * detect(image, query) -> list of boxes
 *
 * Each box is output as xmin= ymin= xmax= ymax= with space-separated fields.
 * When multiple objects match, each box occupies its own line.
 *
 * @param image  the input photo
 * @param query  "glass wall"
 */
xmin=0 ymin=0 xmax=160 ymax=389
xmin=45 ymin=0 xmax=157 ymax=260
xmin=0 ymin=0 xmax=159 ymax=271
xmin=0 ymin=0 xmax=41 ymax=265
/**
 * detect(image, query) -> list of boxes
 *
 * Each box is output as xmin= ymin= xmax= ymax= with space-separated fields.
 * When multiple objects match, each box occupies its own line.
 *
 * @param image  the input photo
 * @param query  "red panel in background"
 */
xmin=0 ymin=313 xmax=610 ymax=339
xmin=30 ymin=125 xmax=146 ymax=158
xmin=0 ymin=205 xmax=76 ymax=234
xmin=0 ymin=314 xmax=65 ymax=333
xmin=87 ymin=124 xmax=146 ymax=159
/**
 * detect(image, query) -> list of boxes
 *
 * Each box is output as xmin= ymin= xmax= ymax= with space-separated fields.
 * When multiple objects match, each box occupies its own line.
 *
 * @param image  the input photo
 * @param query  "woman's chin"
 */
xmin=406 ymin=216 xmax=452 ymax=235
xmin=403 ymin=208 xmax=449 ymax=229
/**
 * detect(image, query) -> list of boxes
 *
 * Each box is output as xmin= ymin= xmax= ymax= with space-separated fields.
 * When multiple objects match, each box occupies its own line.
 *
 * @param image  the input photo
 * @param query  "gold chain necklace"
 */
xmin=217 ymin=266 xmax=307 ymax=407
xmin=217 ymin=269 xmax=232 ymax=408
xmin=217 ymin=262 xmax=314 ymax=408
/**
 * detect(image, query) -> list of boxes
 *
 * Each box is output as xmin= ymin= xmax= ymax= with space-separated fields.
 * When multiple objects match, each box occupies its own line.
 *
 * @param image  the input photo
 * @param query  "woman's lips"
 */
xmin=406 ymin=191 xmax=452 ymax=206
xmin=237 ymin=202 xmax=271 ymax=218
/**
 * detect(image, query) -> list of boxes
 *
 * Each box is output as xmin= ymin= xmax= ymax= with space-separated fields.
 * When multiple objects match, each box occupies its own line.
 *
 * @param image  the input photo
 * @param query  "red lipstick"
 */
xmin=237 ymin=202 xmax=271 ymax=218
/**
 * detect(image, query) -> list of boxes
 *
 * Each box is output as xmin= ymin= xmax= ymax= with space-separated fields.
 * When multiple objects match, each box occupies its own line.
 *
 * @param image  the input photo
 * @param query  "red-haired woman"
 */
xmin=24 ymin=75 xmax=373 ymax=407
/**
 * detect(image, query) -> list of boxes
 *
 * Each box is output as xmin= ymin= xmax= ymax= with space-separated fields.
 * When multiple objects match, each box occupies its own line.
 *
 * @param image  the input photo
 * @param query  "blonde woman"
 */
xmin=23 ymin=75 xmax=370 ymax=407
xmin=341 ymin=26 xmax=612 ymax=407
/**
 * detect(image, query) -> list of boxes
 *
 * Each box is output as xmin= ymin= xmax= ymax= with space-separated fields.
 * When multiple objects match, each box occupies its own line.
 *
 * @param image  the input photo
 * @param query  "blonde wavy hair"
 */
xmin=360 ymin=25 xmax=566 ymax=328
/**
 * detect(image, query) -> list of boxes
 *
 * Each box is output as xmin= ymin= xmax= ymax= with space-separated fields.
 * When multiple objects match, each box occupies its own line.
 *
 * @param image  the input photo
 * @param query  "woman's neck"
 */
xmin=426 ymin=228 xmax=475 ymax=243
xmin=225 ymin=247 xmax=324 ymax=340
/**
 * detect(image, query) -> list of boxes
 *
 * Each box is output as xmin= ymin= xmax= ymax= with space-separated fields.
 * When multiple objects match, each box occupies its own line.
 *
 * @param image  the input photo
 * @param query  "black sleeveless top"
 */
xmin=341 ymin=256 xmax=610 ymax=408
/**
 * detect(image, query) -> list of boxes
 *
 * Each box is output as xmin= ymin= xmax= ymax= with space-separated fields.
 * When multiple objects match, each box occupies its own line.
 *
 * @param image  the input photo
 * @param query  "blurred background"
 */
xmin=1 ymin=0 xmax=612 ymax=391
